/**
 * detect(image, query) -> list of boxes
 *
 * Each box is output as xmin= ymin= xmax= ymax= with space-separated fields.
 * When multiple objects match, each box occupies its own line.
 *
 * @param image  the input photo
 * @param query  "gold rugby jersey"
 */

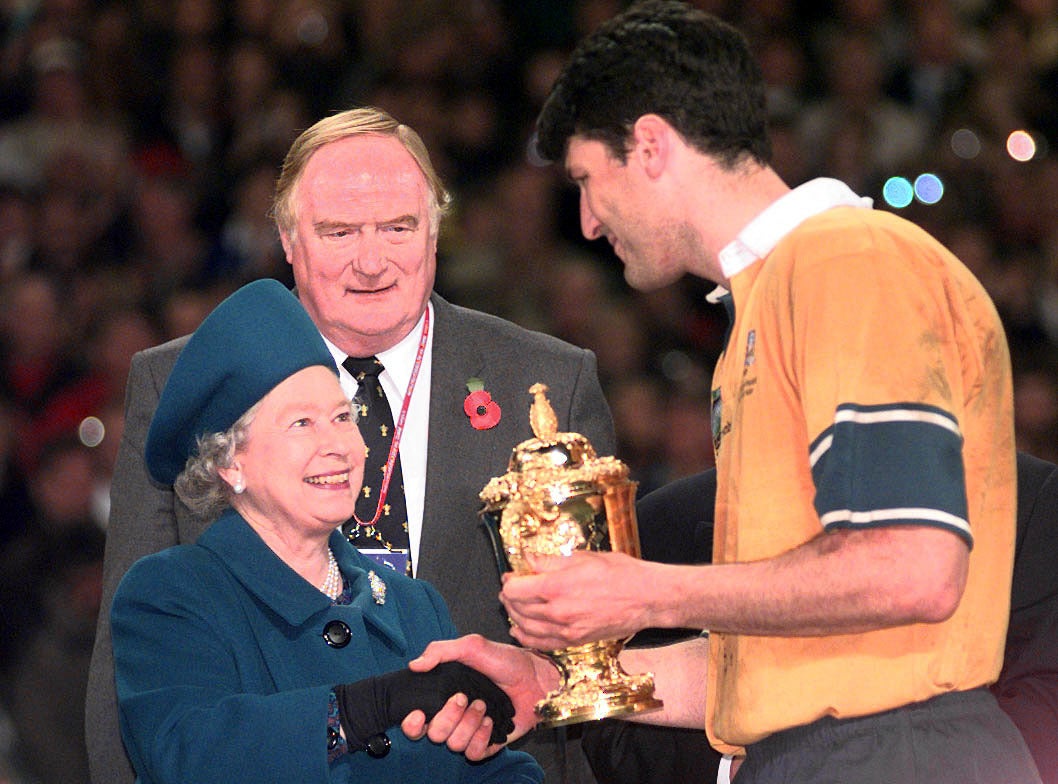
xmin=706 ymin=203 xmax=1016 ymax=753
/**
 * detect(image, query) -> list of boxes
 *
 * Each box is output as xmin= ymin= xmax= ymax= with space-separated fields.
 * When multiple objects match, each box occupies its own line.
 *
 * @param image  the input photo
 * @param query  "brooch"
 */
xmin=368 ymin=570 xmax=386 ymax=605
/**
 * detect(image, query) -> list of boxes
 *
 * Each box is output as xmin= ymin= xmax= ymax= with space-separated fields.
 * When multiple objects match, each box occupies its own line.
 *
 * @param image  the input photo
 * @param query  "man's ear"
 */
xmin=630 ymin=114 xmax=673 ymax=180
xmin=278 ymin=228 xmax=294 ymax=263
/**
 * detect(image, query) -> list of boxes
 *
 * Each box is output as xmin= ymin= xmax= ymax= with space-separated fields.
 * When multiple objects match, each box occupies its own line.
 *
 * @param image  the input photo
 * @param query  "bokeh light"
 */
xmin=914 ymin=173 xmax=944 ymax=205
xmin=1007 ymin=130 xmax=1037 ymax=162
xmin=79 ymin=416 xmax=106 ymax=448
xmin=950 ymin=128 xmax=981 ymax=160
xmin=296 ymin=11 xmax=328 ymax=46
xmin=882 ymin=176 xmax=914 ymax=209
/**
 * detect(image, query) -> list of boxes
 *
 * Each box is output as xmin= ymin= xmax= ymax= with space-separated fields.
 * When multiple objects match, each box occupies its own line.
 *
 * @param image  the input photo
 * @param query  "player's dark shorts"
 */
xmin=738 ymin=687 xmax=1041 ymax=784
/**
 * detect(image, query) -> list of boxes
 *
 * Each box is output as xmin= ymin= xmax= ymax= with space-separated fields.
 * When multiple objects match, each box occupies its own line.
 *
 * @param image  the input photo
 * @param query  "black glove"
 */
xmin=334 ymin=661 xmax=516 ymax=750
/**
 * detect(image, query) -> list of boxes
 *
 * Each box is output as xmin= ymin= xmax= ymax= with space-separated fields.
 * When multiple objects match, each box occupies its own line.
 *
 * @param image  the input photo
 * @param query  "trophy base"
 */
xmin=533 ymin=641 xmax=664 ymax=729
xmin=535 ymin=687 xmax=664 ymax=729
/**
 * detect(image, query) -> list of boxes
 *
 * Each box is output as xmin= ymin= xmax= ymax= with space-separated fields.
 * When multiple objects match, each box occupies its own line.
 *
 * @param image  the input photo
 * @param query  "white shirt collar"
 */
xmin=376 ymin=302 xmax=431 ymax=392
xmin=717 ymin=177 xmax=873 ymax=282
xmin=323 ymin=301 xmax=433 ymax=393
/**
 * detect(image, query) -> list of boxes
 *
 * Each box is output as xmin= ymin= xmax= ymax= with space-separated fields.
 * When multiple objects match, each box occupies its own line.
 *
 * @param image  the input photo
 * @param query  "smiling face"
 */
xmin=221 ymin=365 xmax=364 ymax=538
xmin=281 ymin=134 xmax=438 ymax=357
xmin=566 ymin=136 xmax=689 ymax=292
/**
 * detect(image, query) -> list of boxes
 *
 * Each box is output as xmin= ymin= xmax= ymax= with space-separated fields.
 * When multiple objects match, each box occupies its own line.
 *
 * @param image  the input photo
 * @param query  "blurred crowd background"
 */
xmin=1 ymin=0 xmax=1057 ymax=781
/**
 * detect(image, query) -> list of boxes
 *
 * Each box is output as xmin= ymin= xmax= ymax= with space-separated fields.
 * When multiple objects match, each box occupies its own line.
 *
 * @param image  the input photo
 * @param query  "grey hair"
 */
xmin=272 ymin=106 xmax=452 ymax=241
xmin=174 ymin=401 xmax=259 ymax=519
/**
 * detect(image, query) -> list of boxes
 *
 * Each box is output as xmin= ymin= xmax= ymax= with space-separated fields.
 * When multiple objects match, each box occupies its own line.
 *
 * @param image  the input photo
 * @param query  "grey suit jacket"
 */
xmin=86 ymin=292 xmax=615 ymax=784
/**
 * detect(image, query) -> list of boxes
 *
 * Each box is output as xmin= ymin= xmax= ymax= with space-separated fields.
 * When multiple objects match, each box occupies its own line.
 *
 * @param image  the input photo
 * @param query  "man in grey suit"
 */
xmin=86 ymin=107 xmax=614 ymax=784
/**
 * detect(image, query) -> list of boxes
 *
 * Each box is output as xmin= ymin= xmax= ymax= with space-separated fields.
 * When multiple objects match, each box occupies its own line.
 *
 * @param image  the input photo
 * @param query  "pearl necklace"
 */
xmin=319 ymin=548 xmax=342 ymax=600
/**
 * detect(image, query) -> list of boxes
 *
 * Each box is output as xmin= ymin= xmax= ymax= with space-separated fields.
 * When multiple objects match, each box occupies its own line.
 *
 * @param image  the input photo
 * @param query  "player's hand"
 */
xmin=502 ymin=551 xmax=653 ymax=650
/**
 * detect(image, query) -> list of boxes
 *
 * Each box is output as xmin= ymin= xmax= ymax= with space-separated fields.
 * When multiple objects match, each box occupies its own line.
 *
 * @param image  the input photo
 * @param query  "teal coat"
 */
xmin=111 ymin=510 xmax=542 ymax=784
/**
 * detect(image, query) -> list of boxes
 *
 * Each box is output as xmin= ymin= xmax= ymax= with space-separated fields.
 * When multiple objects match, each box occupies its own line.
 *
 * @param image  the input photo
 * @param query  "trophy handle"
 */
xmin=602 ymin=481 xmax=641 ymax=557
xmin=479 ymin=508 xmax=512 ymax=577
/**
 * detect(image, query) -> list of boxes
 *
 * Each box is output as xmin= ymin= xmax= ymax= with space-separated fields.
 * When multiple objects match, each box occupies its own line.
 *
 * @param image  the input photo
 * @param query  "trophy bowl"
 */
xmin=479 ymin=383 xmax=663 ymax=728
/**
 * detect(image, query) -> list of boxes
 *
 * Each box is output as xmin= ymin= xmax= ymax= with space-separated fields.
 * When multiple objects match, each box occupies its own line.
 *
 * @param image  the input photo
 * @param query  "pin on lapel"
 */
xmin=368 ymin=570 xmax=386 ymax=605
xmin=464 ymin=378 xmax=501 ymax=430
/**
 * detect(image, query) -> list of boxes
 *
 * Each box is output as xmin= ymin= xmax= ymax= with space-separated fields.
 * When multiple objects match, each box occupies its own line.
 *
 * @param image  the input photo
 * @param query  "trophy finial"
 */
xmin=529 ymin=383 xmax=559 ymax=441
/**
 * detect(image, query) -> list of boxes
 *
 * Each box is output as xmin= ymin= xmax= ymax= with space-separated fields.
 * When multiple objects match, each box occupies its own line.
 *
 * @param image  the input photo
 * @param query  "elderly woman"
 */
xmin=110 ymin=280 xmax=541 ymax=783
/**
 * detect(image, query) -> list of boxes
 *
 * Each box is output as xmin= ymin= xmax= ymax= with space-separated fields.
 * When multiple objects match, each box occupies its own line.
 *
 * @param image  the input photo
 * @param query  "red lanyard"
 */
xmin=351 ymin=308 xmax=429 ymax=529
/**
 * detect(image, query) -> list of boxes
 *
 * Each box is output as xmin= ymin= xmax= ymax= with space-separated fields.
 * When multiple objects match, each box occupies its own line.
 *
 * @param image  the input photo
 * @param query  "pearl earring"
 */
xmin=233 ymin=479 xmax=245 ymax=494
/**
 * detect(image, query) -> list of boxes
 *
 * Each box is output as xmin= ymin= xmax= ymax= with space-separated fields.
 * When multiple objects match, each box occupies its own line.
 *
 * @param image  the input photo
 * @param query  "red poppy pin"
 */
xmin=464 ymin=378 xmax=501 ymax=430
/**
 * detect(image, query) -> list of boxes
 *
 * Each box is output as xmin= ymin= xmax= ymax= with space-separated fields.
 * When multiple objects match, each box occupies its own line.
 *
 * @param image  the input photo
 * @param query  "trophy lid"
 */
xmin=480 ymin=384 xmax=628 ymax=511
xmin=508 ymin=383 xmax=597 ymax=472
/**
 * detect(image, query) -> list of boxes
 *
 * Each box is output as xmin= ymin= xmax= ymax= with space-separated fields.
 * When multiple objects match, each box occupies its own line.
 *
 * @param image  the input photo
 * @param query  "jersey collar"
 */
xmin=717 ymin=177 xmax=873 ymax=284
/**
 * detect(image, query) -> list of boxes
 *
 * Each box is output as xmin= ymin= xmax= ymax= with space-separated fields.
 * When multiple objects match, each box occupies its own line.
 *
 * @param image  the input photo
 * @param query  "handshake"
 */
xmin=335 ymin=633 xmax=563 ymax=761
xmin=335 ymin=661 xmax=516 ymax=751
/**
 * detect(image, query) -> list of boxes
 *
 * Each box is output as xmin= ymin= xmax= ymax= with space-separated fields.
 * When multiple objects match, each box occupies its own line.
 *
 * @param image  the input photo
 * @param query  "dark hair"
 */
xmin=535 ymin=0 xmax=771 ymax=168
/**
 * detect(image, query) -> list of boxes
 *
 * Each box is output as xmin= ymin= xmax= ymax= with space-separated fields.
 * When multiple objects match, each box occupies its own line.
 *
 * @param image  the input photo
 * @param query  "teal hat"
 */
xmin=145 ymin=279 xmax=337 ymax=485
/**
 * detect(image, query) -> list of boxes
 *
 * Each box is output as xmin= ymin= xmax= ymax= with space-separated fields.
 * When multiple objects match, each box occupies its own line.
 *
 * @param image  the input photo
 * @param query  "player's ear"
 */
xmin=630 ymin=114 xmax=673 ymax=180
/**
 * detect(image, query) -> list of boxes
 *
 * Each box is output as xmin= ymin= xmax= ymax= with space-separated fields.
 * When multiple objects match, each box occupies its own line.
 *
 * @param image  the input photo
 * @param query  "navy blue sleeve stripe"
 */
xmin=809 ymin=403 xmax=961 ymax=465
xmin=810 ymin=403 xmax=971 ymax=547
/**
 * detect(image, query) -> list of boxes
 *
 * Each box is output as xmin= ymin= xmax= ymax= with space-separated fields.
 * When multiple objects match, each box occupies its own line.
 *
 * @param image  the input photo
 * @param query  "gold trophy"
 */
xmin=479 ymin=383 xmax=663 ymax=728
